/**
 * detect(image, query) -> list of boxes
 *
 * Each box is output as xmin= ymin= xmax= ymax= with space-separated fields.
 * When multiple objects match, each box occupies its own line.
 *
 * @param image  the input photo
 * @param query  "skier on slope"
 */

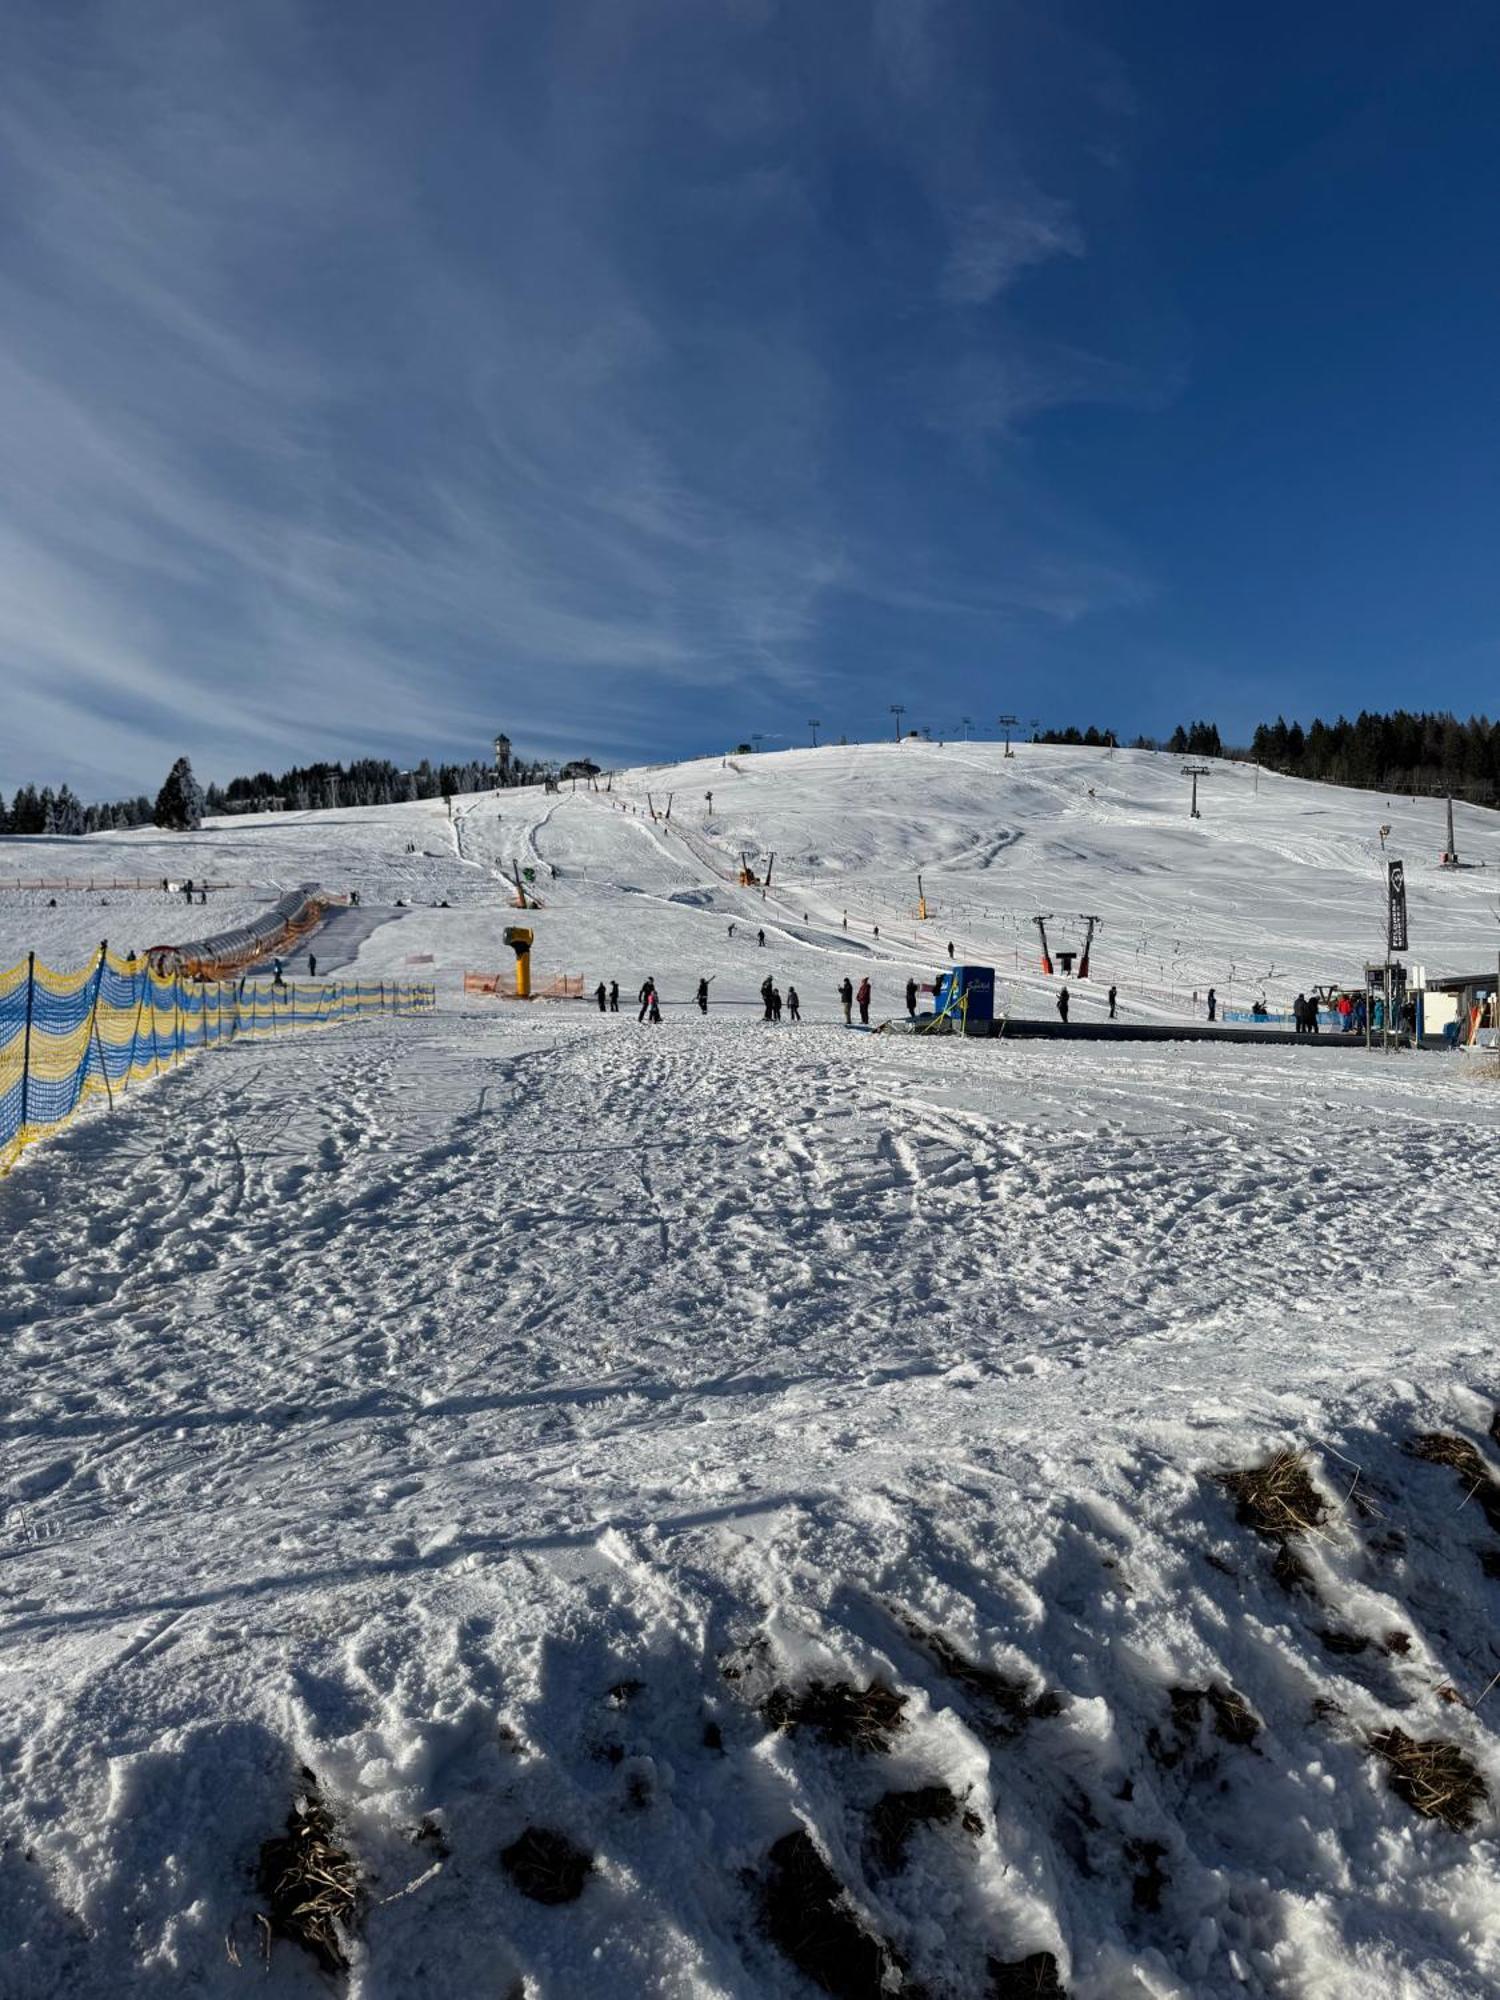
xmin=787 ymin=985 xmax=801 ymax=1022
xmin=308 ymin=954 xmax=317 ymax=978
xmin=638 ymin=976 xmax=656 ymax=1022
xmin=609 ymin=981 xmax=619 ymax=1013
xmin=947 ymin=941 xmax=954 ymax=960
xmin=757 ymin=928 xmax=766 ymax=948
xmin=761 ymin=974 xmax=775 ymax=1021
xmin=839 ymin=977 xmax=854 ymax=1025
xmin=1057 ymin=985 xmax=1070 ymax=1025
xmin=857 ymin=976 xmax=872 ymax=1026
xmin=595 ymin=981 xmax=608 ymax=1012
xmin=1207 ymin=987 xmax=1217 ymax=1023
xmin=771 ymin=986 xmax=783 ymax=1023
xmin=696 ymin=977 xmax=711 ymax=1015
xmin=905 ymin=976 xmax=918 ymax=1020
xmin=1108 ymin=984 xmax=1117 ymax=1020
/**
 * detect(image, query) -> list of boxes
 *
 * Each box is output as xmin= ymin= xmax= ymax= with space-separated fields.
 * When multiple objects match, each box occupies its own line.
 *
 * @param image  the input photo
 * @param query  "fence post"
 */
xmin=127 ymin=960 xmax=149 ymax=1078
xmin=19 ymin=951 xmax=35 ymax=1137
xmin=84 ymin=939 xmax=112 ymax=1111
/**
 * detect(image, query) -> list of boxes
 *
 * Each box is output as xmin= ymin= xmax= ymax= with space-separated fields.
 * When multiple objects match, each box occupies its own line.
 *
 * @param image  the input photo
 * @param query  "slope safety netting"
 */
xmin=0 ymin=948 xmax=435 ymax=1175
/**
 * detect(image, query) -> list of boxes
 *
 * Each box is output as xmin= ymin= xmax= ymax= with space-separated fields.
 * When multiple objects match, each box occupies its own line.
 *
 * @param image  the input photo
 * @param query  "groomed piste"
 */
xmin=2 ymin=740 xmax=1499 ymax=1999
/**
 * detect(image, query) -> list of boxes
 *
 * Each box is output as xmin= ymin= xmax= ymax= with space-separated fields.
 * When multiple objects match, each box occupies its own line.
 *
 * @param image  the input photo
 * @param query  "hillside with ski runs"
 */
xmin=3 ymin=741 xmax=1499 ymax=2000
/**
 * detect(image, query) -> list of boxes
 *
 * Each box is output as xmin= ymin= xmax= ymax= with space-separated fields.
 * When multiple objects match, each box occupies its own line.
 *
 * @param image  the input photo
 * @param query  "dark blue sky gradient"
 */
xmin=2 ymin=0 xmax=1497 ymax=793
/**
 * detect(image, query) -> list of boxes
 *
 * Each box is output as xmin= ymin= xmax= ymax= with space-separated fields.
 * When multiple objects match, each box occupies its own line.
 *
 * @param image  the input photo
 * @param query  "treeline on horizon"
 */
xmin=1040 ymin=709 xmax=1500 ymax=800
xmin=0 ymin=736 xmax=583 ymax=837
xmin=5 ymin=708 xmax=1499 ymax=836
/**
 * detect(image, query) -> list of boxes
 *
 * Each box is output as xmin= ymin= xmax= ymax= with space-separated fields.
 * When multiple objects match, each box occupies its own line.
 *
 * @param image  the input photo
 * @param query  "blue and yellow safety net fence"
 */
xmin=0 ymin=946 xmax=435 ymax=1175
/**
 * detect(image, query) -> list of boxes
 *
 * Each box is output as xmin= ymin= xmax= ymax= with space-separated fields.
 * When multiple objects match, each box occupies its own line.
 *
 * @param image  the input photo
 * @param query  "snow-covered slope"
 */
xmin=8 ymin=741 xmax=1495 ymax=1013
xmin=3 ymin=743 xmax=1500 ymax=2000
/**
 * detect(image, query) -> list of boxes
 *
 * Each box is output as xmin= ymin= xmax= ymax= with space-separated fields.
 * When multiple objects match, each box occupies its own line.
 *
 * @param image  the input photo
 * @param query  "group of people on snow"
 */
xmin=838 ymin=976 xmax=871 ymax=1025
xmin=593 ymin=971 xmax=871 ymax=1024
xmin=759 ymin=974 xmax=801 ymax=1022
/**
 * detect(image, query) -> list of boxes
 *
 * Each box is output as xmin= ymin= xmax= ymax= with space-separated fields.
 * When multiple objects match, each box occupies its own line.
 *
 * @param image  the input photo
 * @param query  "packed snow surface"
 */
xmin=3 ymin=743 xmax=1500 ymax=1998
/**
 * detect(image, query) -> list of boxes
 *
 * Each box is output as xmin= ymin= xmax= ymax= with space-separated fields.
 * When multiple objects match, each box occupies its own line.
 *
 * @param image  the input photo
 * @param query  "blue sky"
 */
xmin=3 ymin=1 xmax=1498 ymax=796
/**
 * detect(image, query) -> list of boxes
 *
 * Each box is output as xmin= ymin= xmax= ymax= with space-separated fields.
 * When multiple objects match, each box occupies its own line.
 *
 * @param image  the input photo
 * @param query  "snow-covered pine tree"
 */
xmin=153 ymin=756 xmax=206 ymax=832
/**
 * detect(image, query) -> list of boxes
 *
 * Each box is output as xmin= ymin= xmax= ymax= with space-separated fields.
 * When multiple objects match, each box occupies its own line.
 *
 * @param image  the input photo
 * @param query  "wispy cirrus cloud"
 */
xmin=0 ymin=0 xmax=1165 ymax=795
xmin=941 ymin=192 xmax=1085 ymax=304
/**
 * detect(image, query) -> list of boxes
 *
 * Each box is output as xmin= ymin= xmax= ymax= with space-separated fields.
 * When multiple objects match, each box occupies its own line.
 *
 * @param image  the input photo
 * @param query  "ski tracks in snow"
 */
xmin=5 ymin=1014 xmax=1500 ymax=1994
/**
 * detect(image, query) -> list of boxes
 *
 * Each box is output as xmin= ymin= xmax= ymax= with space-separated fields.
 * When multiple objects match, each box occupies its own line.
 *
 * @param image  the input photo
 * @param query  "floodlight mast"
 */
xmin=1182 ymin=764 xmax=1210 ymax=818
xmin=1441 ymin=795 xmax=1459 ymax=867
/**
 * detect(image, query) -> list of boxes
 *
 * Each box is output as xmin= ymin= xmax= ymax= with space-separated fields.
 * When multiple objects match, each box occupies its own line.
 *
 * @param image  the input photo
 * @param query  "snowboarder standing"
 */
xmin=1057 ymin=985 xmax=1070 ymax=1025
xmin=595 ymin=981 xmax=608 ymax=1012
xmin=696 ymin=977 xmax=711 ymax=1015
xmin=857 ymin=976 xmax=872 ymax=1026
xmin=1108 ymin=984 xmax=1117 ymax=1020
xmin=839 ymin=977 xmax=853 ymax=1025
xmin=608 ymin=981 xmax=619 ymax=1013
xmin=638 ymin=976 xmax=656 ymax=1022
xmin=787 ymin=985 xmax=800 ymax=1022
xmin=905 ymin=976 xmax=918 ymax=1020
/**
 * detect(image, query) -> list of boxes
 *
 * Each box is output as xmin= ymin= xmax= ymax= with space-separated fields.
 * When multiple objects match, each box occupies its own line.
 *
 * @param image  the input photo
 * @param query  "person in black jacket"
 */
xmin=839 ymin=977 xmax=853 ymax=1025
xmin=905 ymin=976 xmax=917 ymax=1019
xmin=1108 ymin=984 xmax=1117 ymax=1019
xmin=696 ymin=977 xmax=711 ymax=1014
xmin=595 ymin=981 xmax=607 ymax=1012
xmin=1057 ymin=985 xmax=1070 ymax=1025
xmin=608 ymin=980 xmax=619 ymax=1012
xmin=787 ymin=985 xmax=801 ymax=1022
xmin=638 ymin=977 xmax=656 ymax=1022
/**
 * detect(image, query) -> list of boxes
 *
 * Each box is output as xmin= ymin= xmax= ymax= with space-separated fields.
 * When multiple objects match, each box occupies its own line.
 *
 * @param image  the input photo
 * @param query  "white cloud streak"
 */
xmin=0 ymin=0 xmax=1160 ymax=797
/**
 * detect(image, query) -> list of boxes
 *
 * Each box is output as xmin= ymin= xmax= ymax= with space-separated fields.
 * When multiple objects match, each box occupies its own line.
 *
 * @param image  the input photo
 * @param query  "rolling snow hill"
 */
xmin=3 ymin=742 xmax=1500 ymax=2000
